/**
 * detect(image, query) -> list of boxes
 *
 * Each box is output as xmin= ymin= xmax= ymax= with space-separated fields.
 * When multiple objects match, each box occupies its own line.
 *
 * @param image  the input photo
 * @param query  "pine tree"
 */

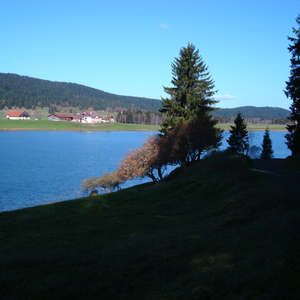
xmin=285 ymin=15 xmax=300 ymax=156
xmin=227 ymin=113 xmax=249 ymax=155
xmin=160 ymin=43 xmax=217 ymax=133
xmin=261 ymin=129 xmax=273 ymax=159
xmin=159 ymin=43 xmax=221 ymax=166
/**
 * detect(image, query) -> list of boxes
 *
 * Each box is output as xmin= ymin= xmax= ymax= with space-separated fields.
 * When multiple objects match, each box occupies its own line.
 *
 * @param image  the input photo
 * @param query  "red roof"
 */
xmin=54 ymin=113 xmax=73 ymax=118
xmin=7 ymin=110 xmax=25 ymax=117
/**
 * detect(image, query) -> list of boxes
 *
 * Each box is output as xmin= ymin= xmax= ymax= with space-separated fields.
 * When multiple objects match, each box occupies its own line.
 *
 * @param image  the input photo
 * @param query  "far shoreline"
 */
xmin=0 ymin=126 xmax=288 ymax=132
xmin=0 ymin=128 xmax=157 ymax=132
xmin=0 ymin=120 xmax=287 ymax=132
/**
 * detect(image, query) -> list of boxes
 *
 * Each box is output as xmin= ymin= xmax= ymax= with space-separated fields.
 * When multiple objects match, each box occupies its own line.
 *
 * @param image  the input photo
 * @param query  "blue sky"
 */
xmin=0 ymin=0 xmax=299 ymax=109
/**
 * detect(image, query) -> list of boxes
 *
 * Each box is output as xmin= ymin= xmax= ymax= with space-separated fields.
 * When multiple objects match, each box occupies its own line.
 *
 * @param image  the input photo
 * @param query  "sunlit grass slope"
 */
xmin=0 ymin=154 xmax=299 ymax=299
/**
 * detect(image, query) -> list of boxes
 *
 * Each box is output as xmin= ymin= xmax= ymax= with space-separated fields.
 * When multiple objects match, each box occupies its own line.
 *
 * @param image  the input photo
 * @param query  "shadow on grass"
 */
xmin=0 ymin=153 xmax=299 ymax=299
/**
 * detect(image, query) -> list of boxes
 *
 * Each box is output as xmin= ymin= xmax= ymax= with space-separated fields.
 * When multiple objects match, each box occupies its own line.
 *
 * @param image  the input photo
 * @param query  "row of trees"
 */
xmin=116 ymin=110 xmax=163 ymax=125
xmin=186 ymin=14 xmax=300 ymax=159
xmin=227 ymin=113 xmax=273 ymax=159
xmin=82 ymin=111 xmax=274 ymax=193
xmin=82 ymin=43 xmax=222 ymax=192
xmin=82 ymin=44 xmax=272 ymax=194
xmin=115 ymin=111 xmax=287 ymax=126
xmin=215 ymin=116 xmax=288 ymax=125
xmin=82 ymin=14 xmax=299 ymax=193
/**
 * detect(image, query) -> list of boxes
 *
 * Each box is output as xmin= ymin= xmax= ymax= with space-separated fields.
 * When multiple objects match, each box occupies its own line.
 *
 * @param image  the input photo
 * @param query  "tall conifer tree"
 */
xmin=285 ymin=15 xmax=300 ymax=156
xmin=159 ymin=43 xmax=221 ymax=166
xmin=261 ymin=129 xmax=273 ymax=159
xmin=227 ymin=113 xmax=249 ymax=155
xmin=160 ymin=43 xmax=217 ymax=133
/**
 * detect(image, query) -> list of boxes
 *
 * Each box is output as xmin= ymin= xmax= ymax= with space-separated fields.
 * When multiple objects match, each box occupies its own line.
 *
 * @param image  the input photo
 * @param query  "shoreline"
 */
xmin=0 ymin=127 xmax=157 ymax=132
xmin=238 ymin=128 xmax=286 ymax=132
xmin=0 ymin=120 xmax=287 ymax=132
xmin=0 ymin=127 xmax=288 ymax=132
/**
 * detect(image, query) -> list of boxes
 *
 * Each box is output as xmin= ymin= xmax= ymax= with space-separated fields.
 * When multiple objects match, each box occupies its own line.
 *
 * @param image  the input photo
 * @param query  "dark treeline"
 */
xmin=116 ymin=110 xmax=163 ymax=125
xmin=0 ymin=73 xmax=161 ymax=112
xmin=117 ymin=112 xmax=287 ymax=126
xmin=212 ymin=106 xmax=289 ymax=124
xmin=214 ymin=116 xmax=288 ymax=124
xmin=212 ymin=106 xmax=289 ymax=119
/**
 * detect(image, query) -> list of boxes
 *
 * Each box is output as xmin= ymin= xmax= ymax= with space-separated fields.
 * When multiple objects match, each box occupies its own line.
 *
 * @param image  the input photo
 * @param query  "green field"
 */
xmin=0 ymin=119 xmax=286 ymax=131
xmin=0 ymin=154 xmax=299 ymax=299
xmin=0 ymin=119 xmax=159 ymax=131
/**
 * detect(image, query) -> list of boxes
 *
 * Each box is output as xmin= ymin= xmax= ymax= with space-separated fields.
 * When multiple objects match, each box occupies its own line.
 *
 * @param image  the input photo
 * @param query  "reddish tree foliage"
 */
xmin=81 ymin=135 xmax=169 ymax=193
xmin=81 ymin=171 xmax=122 ymax=193
xmin=116 ymin=135 xmax=168 ymax=183
xmin=82 ymin=117 xmax=221 ymax=192
xmin=164 ymin=117 xmax=222 ymax=167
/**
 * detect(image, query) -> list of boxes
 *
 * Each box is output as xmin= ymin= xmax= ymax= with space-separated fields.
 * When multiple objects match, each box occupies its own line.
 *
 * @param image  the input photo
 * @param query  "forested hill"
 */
xmin=212 ymin=106 xmax=290 ymax=119
xmin=0 ymin=73 xmax=290 ymax=118
xmin=0 ymin=73 xmax=161 ymax=111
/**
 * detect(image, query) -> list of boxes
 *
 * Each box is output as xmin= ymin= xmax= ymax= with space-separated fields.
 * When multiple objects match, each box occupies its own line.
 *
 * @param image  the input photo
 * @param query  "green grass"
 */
xmin=0 ymin=119 xmax=286 ymax=132
xmin=1 ymin=154 xmax=299 ymax=299
xmin=0 ymin=119 xmax=159 ymax=131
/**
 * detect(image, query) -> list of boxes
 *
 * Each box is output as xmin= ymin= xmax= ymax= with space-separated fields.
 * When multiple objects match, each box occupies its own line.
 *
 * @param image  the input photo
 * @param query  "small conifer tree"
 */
xmin=261 ymin=129 xmax=273 ymax=159
xmin=227 ymin=113 xmax=249 ymax=155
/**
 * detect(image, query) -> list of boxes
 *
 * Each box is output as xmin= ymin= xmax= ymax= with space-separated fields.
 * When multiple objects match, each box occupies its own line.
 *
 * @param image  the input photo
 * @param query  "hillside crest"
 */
xmin=0 ymin=73 xmax=161 ymax=111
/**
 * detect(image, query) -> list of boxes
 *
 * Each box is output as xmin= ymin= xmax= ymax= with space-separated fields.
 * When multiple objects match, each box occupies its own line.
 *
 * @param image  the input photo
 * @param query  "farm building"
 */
xmin=6 ymin=110 xmax=30 ymax=120
xmin=73 ymin=111 xmax=115 ymax=123
xmin=48 ymin=113 xmax=73 ymax=121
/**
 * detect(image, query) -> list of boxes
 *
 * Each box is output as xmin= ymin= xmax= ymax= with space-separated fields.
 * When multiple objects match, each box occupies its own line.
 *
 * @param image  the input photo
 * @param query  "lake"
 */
xmin=0 ymin=130 xmax=290 ymax=212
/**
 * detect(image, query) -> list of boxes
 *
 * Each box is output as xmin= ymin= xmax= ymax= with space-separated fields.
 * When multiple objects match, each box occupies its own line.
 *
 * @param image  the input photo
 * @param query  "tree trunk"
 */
xmin=157 ymin=167 xmax=163 ymax=181
xmin=147 ymin=171 xmax=158 ymax=183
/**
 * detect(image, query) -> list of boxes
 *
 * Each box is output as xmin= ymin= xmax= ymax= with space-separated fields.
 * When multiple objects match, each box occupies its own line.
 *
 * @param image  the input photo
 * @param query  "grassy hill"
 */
xmin=1 ymin=153 xmax=299 ymax=299
xmin=213 ymin=106 xmax=290 ymax=119
xmin=0 ymin=73 xmax=162 ymax=111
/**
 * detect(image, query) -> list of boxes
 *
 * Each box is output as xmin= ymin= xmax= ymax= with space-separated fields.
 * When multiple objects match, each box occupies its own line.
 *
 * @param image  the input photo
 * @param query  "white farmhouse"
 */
xmin=73 ymin=111 xmax=115 ymax=124
xmin=6 ymin=110 xmax=30 ymax=120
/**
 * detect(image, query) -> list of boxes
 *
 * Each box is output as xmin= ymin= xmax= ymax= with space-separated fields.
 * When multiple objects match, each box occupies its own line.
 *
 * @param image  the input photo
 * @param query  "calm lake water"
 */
xmin=0 ymin=130 xmax=290 ymax=212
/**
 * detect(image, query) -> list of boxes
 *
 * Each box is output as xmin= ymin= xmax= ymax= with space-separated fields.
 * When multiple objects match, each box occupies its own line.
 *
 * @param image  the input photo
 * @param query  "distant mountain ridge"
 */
xmin=212 ymin=106 xmax=290 ymax=119
xmin=0 ymin=73 xmax=162 ymax=111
